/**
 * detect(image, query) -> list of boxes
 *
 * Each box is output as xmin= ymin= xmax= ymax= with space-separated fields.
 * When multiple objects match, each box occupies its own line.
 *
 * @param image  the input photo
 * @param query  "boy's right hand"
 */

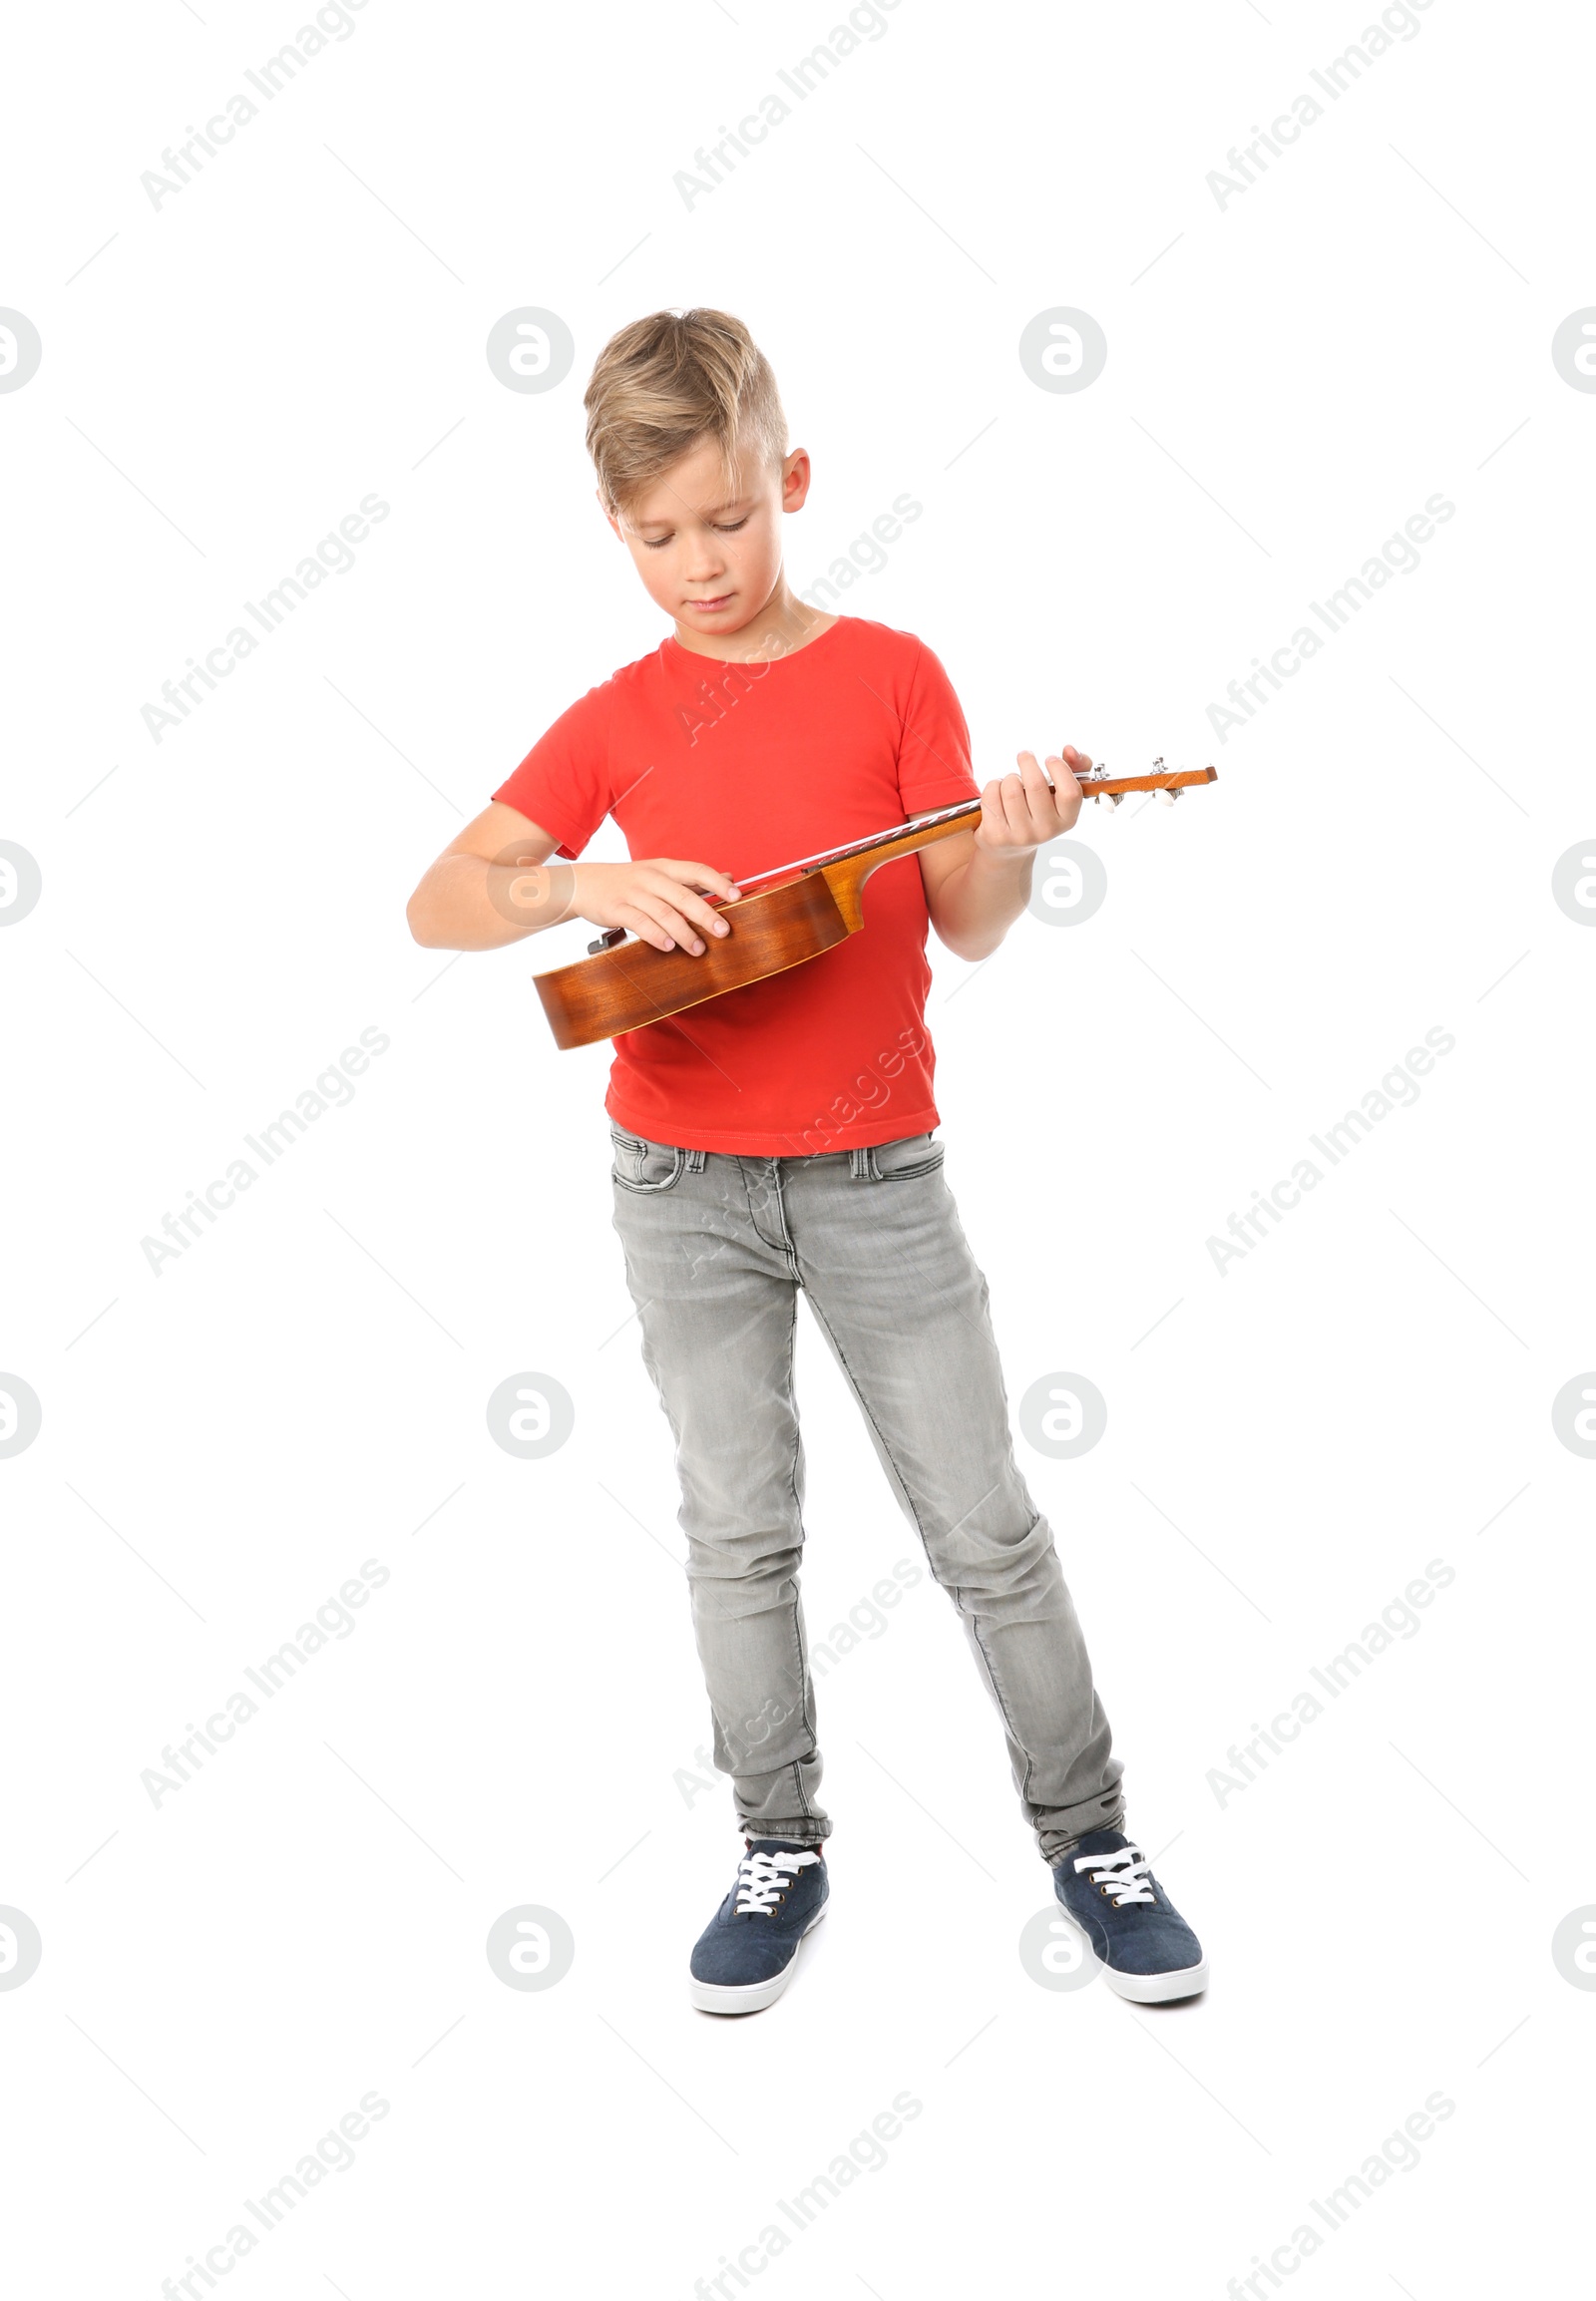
xmin=572 ymin=858 xmax=743 ymax=957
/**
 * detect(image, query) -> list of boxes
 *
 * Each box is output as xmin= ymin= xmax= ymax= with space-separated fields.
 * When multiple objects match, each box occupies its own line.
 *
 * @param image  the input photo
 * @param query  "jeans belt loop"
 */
xmin=687 ymin=1147 xmax=707 ymax=1173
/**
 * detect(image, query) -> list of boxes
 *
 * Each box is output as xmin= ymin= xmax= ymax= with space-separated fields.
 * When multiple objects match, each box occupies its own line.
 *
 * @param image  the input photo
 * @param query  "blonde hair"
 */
xmin=583 ymin=308 xmax=788 ymax=515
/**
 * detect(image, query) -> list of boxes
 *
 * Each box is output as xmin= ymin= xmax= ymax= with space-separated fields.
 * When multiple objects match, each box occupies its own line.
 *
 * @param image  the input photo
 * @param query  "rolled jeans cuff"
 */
xmin=735 ymin=1814 xmax=831 ymax=1847
xmin=1038 ymin=1796 xmax=1126 ymax=1868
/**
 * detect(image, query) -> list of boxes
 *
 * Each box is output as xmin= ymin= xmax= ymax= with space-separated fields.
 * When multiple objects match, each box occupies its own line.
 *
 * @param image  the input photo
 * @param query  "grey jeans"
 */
xmin=608 ymin=1123 xmax=1124 ymax=1864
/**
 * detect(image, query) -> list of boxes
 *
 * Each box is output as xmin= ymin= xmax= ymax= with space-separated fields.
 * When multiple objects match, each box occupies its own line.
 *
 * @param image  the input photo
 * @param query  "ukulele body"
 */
xmin=533 ymin=866 xmax=859 ymax=1050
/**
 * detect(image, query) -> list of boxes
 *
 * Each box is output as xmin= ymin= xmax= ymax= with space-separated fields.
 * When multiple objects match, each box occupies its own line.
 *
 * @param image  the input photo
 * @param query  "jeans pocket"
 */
xmin=868 ymin=1129 xmax=946 ymax=1181
xmin=610 ymin=1127 xmax=686 ymax=1194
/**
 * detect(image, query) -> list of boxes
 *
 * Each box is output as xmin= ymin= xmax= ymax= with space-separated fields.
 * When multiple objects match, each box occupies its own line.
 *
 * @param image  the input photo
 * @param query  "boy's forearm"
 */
xmin=929 ymin=844 xmax=1033 ymax=962
xmin=407 ymin=855 xmax=574 ymax=951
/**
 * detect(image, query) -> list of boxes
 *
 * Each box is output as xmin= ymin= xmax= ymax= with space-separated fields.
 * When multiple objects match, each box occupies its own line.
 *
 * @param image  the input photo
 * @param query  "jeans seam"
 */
xmin=737 ymin=1155 xmax=795 ymax=1260
xmin=781 ymin=1288 xmax=817 ymax=1822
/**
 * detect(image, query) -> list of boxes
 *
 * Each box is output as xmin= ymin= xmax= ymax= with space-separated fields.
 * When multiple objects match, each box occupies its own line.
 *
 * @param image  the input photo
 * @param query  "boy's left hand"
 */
xmin=972 ymin=745 xmax=1089 ymax=857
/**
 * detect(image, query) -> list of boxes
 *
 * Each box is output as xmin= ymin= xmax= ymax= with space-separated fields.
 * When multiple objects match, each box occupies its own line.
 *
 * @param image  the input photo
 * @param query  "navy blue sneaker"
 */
xmin=689 ymin=1839 xmax=828 ymax=2015
xmin=1051 ymin=1829 xmax=1208 ymax=2003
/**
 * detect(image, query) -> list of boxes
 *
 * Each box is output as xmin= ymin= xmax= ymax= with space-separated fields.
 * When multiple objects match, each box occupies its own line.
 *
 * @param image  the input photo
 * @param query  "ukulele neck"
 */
xmin=728 ymin=762 xmax=1216 ymax=927
xmin=814 ymin=805 xmax=978 ymax=931
xmin=730 ymin=794 xmax=980 ymax=897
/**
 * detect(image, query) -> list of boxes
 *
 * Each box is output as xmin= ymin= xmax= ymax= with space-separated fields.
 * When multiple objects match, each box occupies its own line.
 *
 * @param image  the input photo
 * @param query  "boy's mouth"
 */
xmin=685 ymin=592 xmax=734 ymax=612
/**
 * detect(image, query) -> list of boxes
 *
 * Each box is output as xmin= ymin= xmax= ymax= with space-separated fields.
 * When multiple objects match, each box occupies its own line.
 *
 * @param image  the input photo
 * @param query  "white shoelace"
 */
xmin=734 ymin=1846 xmax=820 ymax=1915
xmin=1072 ymin=1842 xmax=1156 ymax=1907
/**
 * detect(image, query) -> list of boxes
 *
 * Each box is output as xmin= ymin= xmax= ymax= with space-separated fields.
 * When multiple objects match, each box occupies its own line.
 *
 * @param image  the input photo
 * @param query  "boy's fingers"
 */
xmin=648 ymin=872 xmax=734 ymax=940
xmin=667 ymin=860 xmax=741 ymax=900
xmin=618 ymin=906 xmax=674 ymax=953
xmin=1021 ymin=750 xmax=1059 ymax=805
xmin=1015 ymin=750 xmax=1064 ymax=834
xmin=657 ymin=907 xmax=704 ymax=954
xmin=981 ymin=775 xmax=1021 ymax=842
xmin=627 ymin=900 xmax=696 ymax=954
xmin=619 ymin=919 xmax=666 ymax=953
xmin=1048 ymin=750 xmax=1089 ymax=814
xmin=1042 ymin=753 xmax=1085 ymax=836
xmin=682 ymin=892 xmax=733 ymax=938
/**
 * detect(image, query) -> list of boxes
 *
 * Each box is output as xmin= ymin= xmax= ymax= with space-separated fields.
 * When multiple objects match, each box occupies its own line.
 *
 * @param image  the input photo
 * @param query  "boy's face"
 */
xmin=606 ymin=437 xmax=811 ymax=645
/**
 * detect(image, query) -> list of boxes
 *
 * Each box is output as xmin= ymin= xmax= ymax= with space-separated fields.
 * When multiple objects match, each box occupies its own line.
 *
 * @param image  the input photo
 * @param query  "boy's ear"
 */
xmin=598 ymin=487 xmax=622 ymax=540
xmin=781 ymin=449 xmax=813 ymax=514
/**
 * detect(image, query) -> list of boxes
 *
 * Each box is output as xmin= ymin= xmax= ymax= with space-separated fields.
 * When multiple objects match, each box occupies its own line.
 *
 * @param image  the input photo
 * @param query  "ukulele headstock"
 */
xmin=1077 ymin=757 xmax=1218 ymax=805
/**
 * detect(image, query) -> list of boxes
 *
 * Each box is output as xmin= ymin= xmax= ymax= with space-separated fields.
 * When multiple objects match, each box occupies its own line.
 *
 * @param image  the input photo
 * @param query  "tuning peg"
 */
xmin=1159 ymin=786 xmax=1181 ymax=806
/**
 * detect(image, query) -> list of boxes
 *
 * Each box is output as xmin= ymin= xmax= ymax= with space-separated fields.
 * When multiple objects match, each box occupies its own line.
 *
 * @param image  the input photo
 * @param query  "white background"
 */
xmin=2 ymin=0 xmax=1592 ymax=2293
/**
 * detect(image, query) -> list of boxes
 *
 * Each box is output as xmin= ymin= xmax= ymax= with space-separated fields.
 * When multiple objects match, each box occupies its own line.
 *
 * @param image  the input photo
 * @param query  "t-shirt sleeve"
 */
xmin=491 ymin=681 xmax=615 ymax=860
xmin=896 ymin=638 xmax=981 ymax=814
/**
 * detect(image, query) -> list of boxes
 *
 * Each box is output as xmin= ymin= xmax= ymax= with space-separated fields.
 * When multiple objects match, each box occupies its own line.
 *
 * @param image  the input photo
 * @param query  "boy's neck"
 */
xmin=670 ymin=580 xmax=837 ymax=665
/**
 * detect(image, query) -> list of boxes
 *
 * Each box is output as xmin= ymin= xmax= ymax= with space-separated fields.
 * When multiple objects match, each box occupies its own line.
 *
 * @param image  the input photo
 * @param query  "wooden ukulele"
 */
xmin=534 ymin=758 xmax=1217 ymax=1049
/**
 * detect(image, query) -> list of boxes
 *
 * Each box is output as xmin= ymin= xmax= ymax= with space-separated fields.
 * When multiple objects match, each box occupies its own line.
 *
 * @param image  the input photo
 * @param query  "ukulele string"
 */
xmin=727 ymin=795 xmax=985 ymax=893
xmin=709 ymin=765 xmax=1206 ymax=902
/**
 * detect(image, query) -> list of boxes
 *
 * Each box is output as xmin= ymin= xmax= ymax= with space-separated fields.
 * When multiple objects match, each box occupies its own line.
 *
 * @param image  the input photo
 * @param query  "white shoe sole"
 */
xmin=1101 ymin=1955 xmax=1209 ymax=2004
xmin=689 ymin=1904 xmax=827 ymax=2015
xmin=1051 ymin=1907 xmax=1209 ymax=2003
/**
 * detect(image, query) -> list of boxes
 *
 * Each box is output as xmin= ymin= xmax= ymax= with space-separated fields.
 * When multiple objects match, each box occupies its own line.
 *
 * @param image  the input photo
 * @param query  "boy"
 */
xmin=406 ymin=308 xmax=1206 ymax=2013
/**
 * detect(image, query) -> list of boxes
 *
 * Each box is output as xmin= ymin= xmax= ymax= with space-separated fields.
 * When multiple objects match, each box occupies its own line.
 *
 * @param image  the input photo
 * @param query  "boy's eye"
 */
xmin=639 ymin=516 xmax=747 ymax=550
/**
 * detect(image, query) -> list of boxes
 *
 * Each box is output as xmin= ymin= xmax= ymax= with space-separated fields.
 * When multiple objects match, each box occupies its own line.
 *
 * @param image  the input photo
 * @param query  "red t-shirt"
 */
xmin=493 ymin=614 xmax=979 ymax=1154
